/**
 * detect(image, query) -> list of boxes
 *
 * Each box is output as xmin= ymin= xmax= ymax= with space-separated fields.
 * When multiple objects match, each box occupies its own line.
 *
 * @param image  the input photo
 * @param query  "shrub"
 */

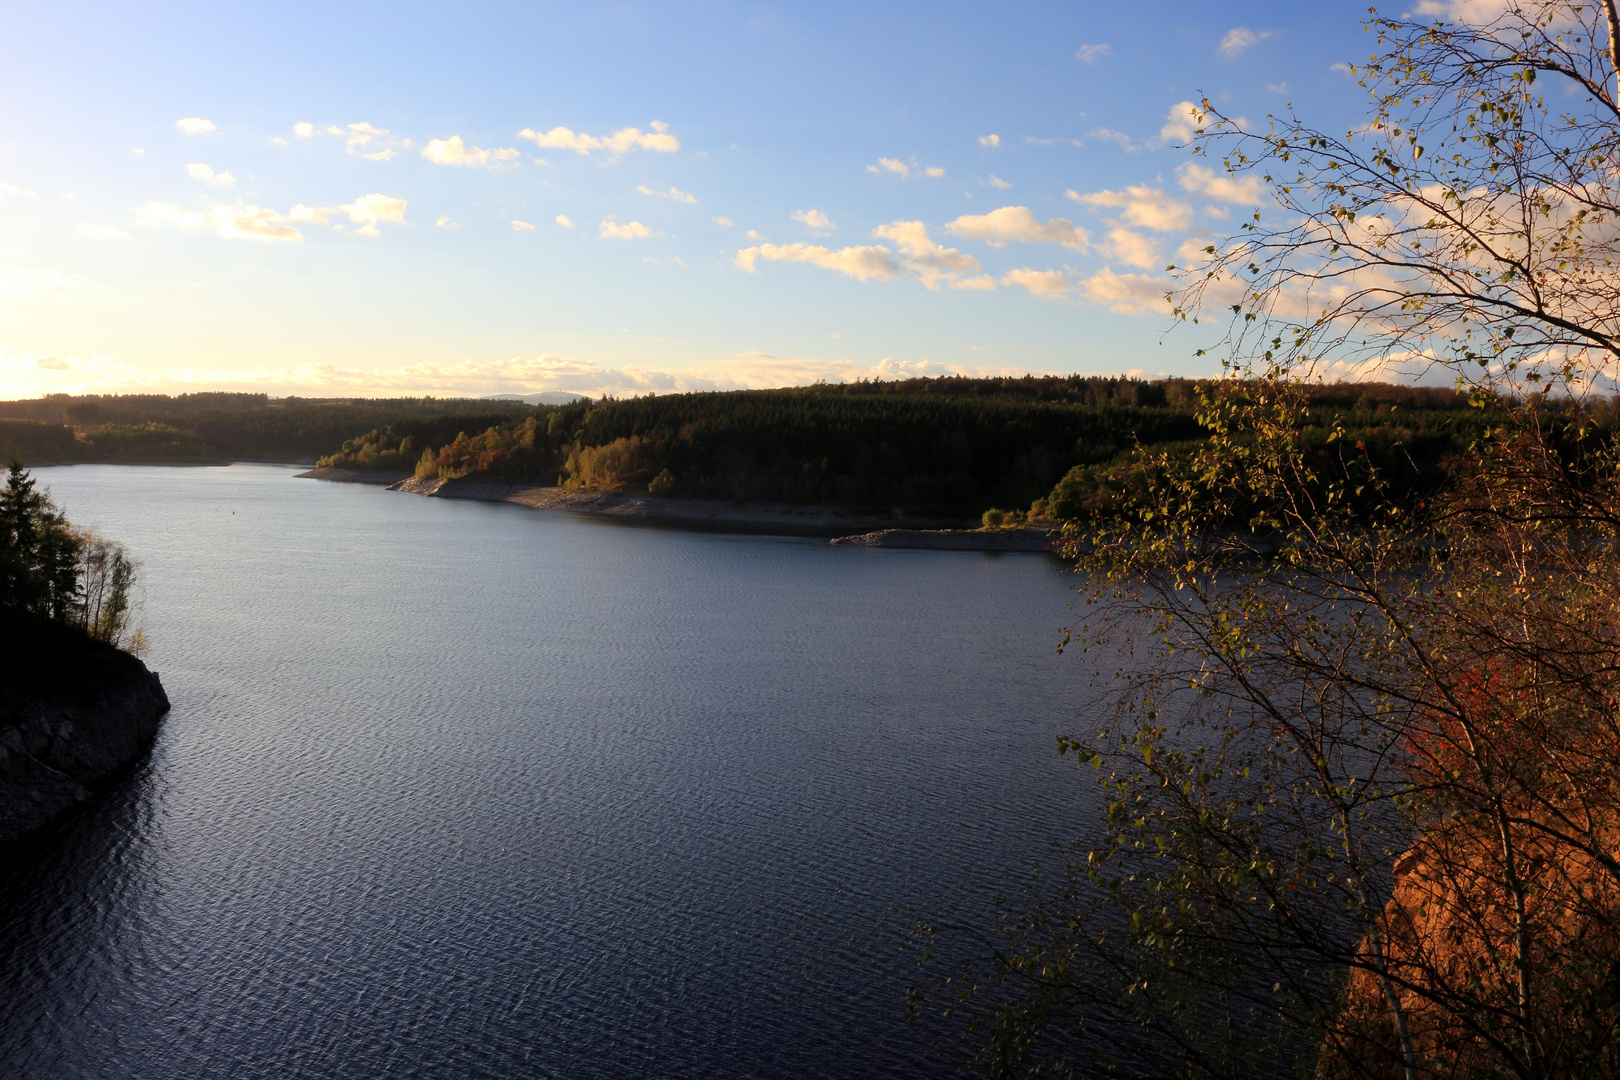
xmin=648 ymin=468 xmax=678 ymax=497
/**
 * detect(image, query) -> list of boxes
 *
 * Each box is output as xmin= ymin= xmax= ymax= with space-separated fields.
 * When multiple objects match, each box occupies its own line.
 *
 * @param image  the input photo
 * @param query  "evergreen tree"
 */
xmin=0 ymin=458 xmax=80 ymax=621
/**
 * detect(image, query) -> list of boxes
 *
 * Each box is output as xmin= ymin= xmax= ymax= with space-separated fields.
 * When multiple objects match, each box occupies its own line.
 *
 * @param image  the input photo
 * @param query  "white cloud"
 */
xmin=978 ymin=134 xmax=1000 ymax=148
xmin=268 ymin=136 xmax=288 ymax=146
xmin=994 ymin=265 xmax=1177 ymax=312
xmin=1074 ymin=43 xmax=1112 ymax=63
xmin=435 ymin=214 xmax=459 ymax=228
xmin=341 ymin=193 xmax=408 ymax=236
xmin=746 ymin=229 xmax=765 ymax=240
xmin=1174 ymin=236 xmax=1220 ymax=265
xmin=141 ymin=192 xmax=407 ymax=241
xmin=736 ymin=242 xmax=900 ymax=281
xmin=1102 ymin=226 xmax=1159 ymax=269
xmin=1176 ymin=161 xmax=1266 ymax=204
xmin=511 ymin=220 xmax=535 ymax=231
xmin=1077 ymin=267 xmax=1174 ymax=313
xmin=175 ymin=117 xmax=216 ymax=135
xmin=185 ymin=163 xmax=236 ymax=189
xmin=0 ymin=181 xmax=38 ymax=198
xmin=555 ymin=214 xmax=575 ymax=228
xmin=739 ymin=221 xmax=984 ymax=290
xmin=870 ymin=221 xmax=983 ymax=290
xmin=1001 ymin=268 xmax=1073 ymax=298
xmin=791 ymin=209 xmax=834 ymax=231
xmin=77 ymin=224 xmax=130 ymax=240
xmin=638 ymin=184 xmax=697 ymax=203
xmin=517 ymin=121 xmax=679 ymax=157
xmin=982 ymin=174 xmax=1012 ymax=189
xmin=946 ymin=206 xmax=1089 ymax=251
xmin=345 ymin=122 xmax=412 ymax=161
xmin=1069 ymin=185 xmax=1192 ymax=231
xmin=1219 ymin=27 xmax=1272 ymax=57
xmin=132 ymin=148 xmax=144 ymax=156
xmin=293 ymin=122 xmax=315 ymax=138
xmin=1266 ymin=82 xmax=1291 ymax=94
xmin=139 ymin=201 xmax=302 ymax=242
xmin=1411 ymin=0 xmax=1516 ymax=20
xmin=1159 ymin=100 xmax=1207 ymax=145
xmin=1330 ymin=62 xmax=1354 ymax=75
xmin=712 ymin=215 xmax=734 ymax=227
xmin=1087 ymin=128 xmax=1146 ymax=153
xmin=422 ymin=135 xmax=521 ymax=168
xmin=600 ymin=219 xmax=653 ymax=239
xmin=866 ymin=157 xmax=944 ymax=179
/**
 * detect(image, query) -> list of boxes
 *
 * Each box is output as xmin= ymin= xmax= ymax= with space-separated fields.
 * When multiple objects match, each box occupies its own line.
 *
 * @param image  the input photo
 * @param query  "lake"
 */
xmin=0 ymin=464 xmax=1099 ymax=1079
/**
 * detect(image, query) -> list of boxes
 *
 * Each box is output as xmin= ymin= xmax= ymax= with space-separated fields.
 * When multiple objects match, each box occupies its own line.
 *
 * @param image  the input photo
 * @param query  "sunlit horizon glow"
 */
xmin=1 ymin=2 xmax=1374 ymax=400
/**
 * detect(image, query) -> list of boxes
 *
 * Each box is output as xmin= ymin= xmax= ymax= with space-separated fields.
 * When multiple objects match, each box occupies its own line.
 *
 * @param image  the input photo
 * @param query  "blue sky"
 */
xmin=0 ymin=1 xmax=1379 ymax=399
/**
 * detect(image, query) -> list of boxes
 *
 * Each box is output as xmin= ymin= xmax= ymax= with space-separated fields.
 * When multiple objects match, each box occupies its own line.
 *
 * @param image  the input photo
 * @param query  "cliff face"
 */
xmin=0 ymin=611 xmax=170 ymax=845
xmin=1319 ymin=821 xmax=1620 ymax=1078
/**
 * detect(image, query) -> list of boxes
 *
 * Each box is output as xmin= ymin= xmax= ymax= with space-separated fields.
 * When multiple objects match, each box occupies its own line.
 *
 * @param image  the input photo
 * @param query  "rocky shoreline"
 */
xmin=297 ymin=468 xmax=1049 ymax=547
xmin=0 ymin=613 xmax=170 ymax=846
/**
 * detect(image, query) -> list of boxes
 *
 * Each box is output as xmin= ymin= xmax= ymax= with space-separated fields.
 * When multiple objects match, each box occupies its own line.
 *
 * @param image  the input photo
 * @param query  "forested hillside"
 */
xmin=2 ymin=378 xmax=1528 ymax=521
xmin=0 ymin=394 xmax=532 ymax=464
xmin=319 ymin=376 xmax=1494 ymax=519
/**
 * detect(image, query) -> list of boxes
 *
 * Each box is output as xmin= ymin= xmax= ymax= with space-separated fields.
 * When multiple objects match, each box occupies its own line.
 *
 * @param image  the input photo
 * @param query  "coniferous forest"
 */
xmin=319 ymin=376 xmax=1504 ymax=521
xmin=1 ymin=378 xmax=1576 ymax=524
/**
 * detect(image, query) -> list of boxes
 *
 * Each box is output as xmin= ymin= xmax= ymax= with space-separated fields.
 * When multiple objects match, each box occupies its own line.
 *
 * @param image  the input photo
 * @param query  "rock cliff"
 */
xmin=0 ymin=611 xmax=169 ymax=845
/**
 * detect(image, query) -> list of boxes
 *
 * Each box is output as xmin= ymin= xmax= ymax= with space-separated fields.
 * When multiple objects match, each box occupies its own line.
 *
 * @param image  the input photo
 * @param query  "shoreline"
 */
xmin=26 ymin=457 xmax=314 ymax=469
xmin=296 ymin=466 xmax=1055 ymax=551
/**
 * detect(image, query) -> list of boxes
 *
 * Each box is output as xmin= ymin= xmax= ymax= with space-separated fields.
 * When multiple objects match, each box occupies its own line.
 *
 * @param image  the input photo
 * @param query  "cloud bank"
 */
xmin=139 ymin=193 xmax=408 ymax=241
xmin=517 ymin=121 xmax=678 ymax=156
xmin=0 ymin=348 xmax=1035 ymax=401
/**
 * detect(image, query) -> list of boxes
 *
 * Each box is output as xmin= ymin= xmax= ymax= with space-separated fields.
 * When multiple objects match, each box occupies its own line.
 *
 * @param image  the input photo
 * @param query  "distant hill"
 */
xmin=318 ymin=376 xmax=1485 ymax=520
xmin=1 ymin=379 xmax=1503 ymax=523
xmin=0 ymin=394 xmax=534 ymax=465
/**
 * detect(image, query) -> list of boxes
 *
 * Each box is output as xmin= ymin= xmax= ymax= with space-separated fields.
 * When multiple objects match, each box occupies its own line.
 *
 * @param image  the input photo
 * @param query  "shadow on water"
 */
xmin=0 ymin=745 xmax=168 ymax=1069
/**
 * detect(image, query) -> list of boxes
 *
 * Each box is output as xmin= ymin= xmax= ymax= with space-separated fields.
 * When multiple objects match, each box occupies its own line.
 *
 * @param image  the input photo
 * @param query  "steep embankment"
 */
xmin=0 ymin=611 xmax=170 ymax=845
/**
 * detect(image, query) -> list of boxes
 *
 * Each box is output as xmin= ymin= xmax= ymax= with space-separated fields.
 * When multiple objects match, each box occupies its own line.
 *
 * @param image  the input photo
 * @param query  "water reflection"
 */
xmin=1 ymin=465 xmax=1092 ymax=1079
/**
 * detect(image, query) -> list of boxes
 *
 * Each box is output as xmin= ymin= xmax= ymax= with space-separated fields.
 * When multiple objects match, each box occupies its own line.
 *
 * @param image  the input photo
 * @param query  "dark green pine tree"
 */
xmin=0 ymin=458 xmax=81 ymax=620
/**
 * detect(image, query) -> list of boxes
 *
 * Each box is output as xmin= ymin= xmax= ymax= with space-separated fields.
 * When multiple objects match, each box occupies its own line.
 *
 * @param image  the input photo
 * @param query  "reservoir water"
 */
xmin=0 ymin=464 xmax=1097 ymax=1079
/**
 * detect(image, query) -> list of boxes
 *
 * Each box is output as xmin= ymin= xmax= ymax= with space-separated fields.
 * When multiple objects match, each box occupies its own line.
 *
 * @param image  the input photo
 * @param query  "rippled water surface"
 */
xmin=1 ymin=464 xmax=1097 ymax=1079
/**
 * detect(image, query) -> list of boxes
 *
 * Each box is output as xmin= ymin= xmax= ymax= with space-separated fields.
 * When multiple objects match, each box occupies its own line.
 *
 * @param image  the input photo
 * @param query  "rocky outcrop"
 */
xmin=1319 ymin=822 xmax=1620 ymax=1078
xmin=0 ymin=611 xmax=170 ymax=845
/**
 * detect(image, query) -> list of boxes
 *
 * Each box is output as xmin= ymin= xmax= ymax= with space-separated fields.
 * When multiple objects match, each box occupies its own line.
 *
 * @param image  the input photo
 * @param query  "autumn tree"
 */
xmin=917 ymin=5 xmax=1620 ymax=1079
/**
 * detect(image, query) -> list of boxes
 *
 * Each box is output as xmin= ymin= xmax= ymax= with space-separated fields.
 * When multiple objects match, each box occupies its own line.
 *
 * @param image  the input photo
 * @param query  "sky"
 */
xmin=0 ymin=1 xmax=1387 ymax=400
